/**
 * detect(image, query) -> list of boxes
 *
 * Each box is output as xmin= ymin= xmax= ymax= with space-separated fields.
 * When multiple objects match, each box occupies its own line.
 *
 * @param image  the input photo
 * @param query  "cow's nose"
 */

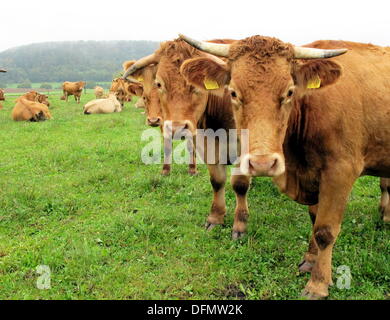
xmin=147 ymin=117 xmax=162 ymax=127
xmin=241 ymin=153 xmax=285 ymax=177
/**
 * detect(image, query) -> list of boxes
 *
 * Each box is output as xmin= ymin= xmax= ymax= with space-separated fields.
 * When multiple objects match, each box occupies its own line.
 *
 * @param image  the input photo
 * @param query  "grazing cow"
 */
xmin=94 ymin=86 xmax=105 ymax=99
xmin=12 ymin=97 xmax=52 ymax=122
xmin=22 ymin=91 xmax=50 ymax=107
xmin=0 ymin=88 xmax=5 ymax=101
xmin=62 ymin=81 xmax=86 ymax=104
xmin=83 ymin=93 xmax=122 ymax=114
xmin=180 ymin=35 xmax=390 ymax=298
xmin=123 ymin=38 xmax=252 ymax=239
xmin=380 ymin=178 xmax=390 ymax=222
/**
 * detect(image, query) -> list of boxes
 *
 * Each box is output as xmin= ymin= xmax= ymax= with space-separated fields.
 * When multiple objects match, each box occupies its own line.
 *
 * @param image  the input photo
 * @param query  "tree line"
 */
xmin=0 ymin=40 xmax=159 ymax=86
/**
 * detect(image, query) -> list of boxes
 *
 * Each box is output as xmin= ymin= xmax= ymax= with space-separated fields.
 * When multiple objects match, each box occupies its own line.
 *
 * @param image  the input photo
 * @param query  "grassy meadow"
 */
xmin=0 ymin=92 xmax=388 ymax=300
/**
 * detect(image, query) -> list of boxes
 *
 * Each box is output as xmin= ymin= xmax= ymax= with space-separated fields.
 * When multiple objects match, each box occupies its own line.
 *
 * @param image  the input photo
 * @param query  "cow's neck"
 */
xmin=198 ymin=91 xmax=235 ymax=131
xmin=279 ymin=95 xmax=327 ymax=205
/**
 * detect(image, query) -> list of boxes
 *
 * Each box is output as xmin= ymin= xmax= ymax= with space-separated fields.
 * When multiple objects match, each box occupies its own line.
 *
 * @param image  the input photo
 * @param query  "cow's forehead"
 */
xmin=229 ymin=36 xmax=293 ymax=61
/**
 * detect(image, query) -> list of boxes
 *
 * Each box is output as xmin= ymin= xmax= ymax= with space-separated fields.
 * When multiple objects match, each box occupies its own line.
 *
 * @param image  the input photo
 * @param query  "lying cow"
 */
xmin=83 ymin=93 xmax=122 ymax=114
xmin=94 ymin=86 xmax=105 ymax=99
xmin=180 ymin=35 xmax=390 ymax=299
xmin=62 ymin=81 xmax=86 ymax=104
xmin=0 ymin=88 xmax=5 ymax=101
xmin=12 ymin=97 xmax=52 ymax=122
xmin=22 ymin=91 xmax=50 ymax=107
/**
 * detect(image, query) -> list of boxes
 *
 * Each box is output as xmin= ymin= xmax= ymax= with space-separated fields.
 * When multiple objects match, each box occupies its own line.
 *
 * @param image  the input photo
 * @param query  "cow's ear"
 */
xmin=128 ymin=83 xmax=143 ymax=96
xmin=180 ymin=57 xmax=230 ymax=92
xmin=293 ymin=60 xmax=343 ymax=90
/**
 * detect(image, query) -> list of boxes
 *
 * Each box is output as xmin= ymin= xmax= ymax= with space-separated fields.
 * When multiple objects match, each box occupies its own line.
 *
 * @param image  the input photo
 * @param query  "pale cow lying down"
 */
xmin=12 ymin=97 xmax=52 ymax=122
xmin=83 ymin=94 xmax=122 ymax=114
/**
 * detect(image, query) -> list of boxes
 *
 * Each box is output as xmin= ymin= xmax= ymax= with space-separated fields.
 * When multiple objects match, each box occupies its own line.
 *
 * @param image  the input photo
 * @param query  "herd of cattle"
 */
xmin=1 ymin=34 xmax=389 ymax=299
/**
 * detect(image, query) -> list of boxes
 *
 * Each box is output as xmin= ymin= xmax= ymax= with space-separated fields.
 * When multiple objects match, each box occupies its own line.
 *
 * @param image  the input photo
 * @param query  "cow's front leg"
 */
xmin=205 ymin=164 xmax=227 ymax=231
xmin=303 ymin=166 xmax=356 ymax=299
xmin=187 ymin=136 xmax=197 ymax=176
xmin=231 ymin=173 xmax=251 ymax=240
xmin=380 ymin=178 xmax=390 ymax=223
xmin=161 ymin=133 xmax=172 ymax=176
xmin=299 ymin=204 xmax=319 ymax=274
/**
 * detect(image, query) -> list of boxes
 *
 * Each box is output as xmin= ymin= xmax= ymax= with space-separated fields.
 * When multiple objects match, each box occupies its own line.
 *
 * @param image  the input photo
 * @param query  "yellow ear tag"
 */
xmin=307 ymin=75 xmax=321 ymax=89
xmin=137 ymin=76 xmax=144 ymax=83
xmin=204 ymin=79 xmax=220 ymax=90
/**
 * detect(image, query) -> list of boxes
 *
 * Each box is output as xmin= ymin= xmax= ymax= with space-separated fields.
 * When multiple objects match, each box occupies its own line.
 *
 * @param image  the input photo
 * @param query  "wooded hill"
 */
xmin=0 ymin=40 xmax=159 ymax=84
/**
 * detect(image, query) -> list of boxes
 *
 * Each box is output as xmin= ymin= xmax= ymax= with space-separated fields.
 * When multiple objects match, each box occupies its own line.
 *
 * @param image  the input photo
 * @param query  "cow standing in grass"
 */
xmin=123 ymin=39 xmax=252 ymax=239
xmin=180 ymin=35 xmax=390 ymax=299
xmin=94 ymin=86 xmax=105 ymax=99
xmin=62 ymin=81 xmax=86 ymax=104
xmin=0 ymin=88 xmax=5 ymax=101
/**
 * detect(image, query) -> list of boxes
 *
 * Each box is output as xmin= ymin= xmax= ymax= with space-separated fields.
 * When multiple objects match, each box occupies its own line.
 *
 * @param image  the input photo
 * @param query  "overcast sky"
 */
xmin=1 ymin=0 xmax=389 ymax=52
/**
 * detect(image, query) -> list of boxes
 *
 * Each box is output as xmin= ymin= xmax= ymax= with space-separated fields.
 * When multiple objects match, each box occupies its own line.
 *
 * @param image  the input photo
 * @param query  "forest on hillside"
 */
xmin=0 ymin=40 xmax=159 ymax=86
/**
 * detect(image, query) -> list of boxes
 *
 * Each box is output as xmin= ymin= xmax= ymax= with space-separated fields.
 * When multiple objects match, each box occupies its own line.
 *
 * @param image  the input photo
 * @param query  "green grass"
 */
xmin=0 ymin=93 xmax=389 ymax=300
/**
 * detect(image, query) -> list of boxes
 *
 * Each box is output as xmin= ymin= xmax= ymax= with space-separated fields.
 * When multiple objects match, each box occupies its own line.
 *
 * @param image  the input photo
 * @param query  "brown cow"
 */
xmin=94 ymin=86 xmax=105 ymax=99
xmin=180 ymin=35 xmax=390 ymax=299
xmin=22 ymin=91 xmax=50 ymax=107
xmin=0 ymin=88 xmax=5 ymax=101
xmin=12 ymin=97 xmax=52 ymax=122
xmin=123 ymin=39 xmax=252 ymax=239
xmin=62 ymin=81 xmax=86 ymax=104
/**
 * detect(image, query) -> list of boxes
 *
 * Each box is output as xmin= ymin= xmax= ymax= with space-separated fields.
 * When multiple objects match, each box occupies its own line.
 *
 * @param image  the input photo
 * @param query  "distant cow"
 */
xmin=12 ymin=97 xmax=52 ymax=122
xmin=0 ymin=88 xmax=5 ymax=101
xmin=94 ymin=86 xmax=105 ymax=99
xmin=62 ymin=81 xmax=86 ymax=104
xmin=83 ymin=93 xmax=122 ymax=114
xmin=22 ymin=91 xmax=50 ymax=107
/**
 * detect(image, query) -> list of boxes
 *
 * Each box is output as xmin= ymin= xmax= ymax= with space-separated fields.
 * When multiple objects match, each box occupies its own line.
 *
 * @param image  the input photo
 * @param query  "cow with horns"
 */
xmin=179 ymin=34 xmax=390 ymax=299
xmin=122 ymin=38 xmax=253 ymax=239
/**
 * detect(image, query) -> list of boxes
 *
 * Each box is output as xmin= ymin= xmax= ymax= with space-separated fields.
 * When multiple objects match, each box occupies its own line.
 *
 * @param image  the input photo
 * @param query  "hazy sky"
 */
xmin=1 ymin=0 xmax=389 ymax=52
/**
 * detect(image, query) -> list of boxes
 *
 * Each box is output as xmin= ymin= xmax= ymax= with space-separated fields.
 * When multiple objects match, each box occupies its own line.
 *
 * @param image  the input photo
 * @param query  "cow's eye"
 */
xmin=155 ymin=82 xmax=162 ymax=89
xmin=287 ymin=89 xmax=294 ymax=98
xmin=231 ymin=90 xmax=237 ymax=99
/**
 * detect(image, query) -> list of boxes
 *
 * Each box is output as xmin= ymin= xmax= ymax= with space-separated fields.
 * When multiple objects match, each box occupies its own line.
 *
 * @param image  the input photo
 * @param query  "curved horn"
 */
xmin=179 ymin=34 xmax=230 ymax=57
xmin=0 ymin=69 xmax=6 ymax=73
xmin=294 ymin=46 xmax=348 ymax=59
xmin=122 ymin=53 xmax=157 ymax=79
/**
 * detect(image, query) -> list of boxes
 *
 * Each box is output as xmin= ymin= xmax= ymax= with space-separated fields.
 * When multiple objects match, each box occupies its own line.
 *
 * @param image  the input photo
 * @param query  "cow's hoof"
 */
xmin=301 ymin=282 xmax=328 ymax=300
xmin=161 ymin=170 xmax=170 ymax=176
xmin=205 ymin=222 xmax=218 ymax=231
xmin=232 ymin=231 xmax=246 ymax=240
xmin=188 ymin=170 xmax=198 ymax=176
xmin=298 ymin=260 xmax=314 ymax=274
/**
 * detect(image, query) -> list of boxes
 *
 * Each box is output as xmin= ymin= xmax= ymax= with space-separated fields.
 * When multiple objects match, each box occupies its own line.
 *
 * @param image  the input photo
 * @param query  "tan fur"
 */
xmin=94 ymin=86 xmax=105 ymax=99
xmin=12 ymin=97 xmax=52 ymax=121
xmin=21 ymin=91 xmax=50 ymax=107
xmin=0 ymin=88 xmax=5 ymax=101
xmin=83 ymin=93 xmax=122 ymax=114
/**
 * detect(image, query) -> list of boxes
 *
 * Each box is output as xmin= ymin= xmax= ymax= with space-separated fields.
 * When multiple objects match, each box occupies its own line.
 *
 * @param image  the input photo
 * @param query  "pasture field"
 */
xmin=0 ymin=93 xmax=388 ymax=300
